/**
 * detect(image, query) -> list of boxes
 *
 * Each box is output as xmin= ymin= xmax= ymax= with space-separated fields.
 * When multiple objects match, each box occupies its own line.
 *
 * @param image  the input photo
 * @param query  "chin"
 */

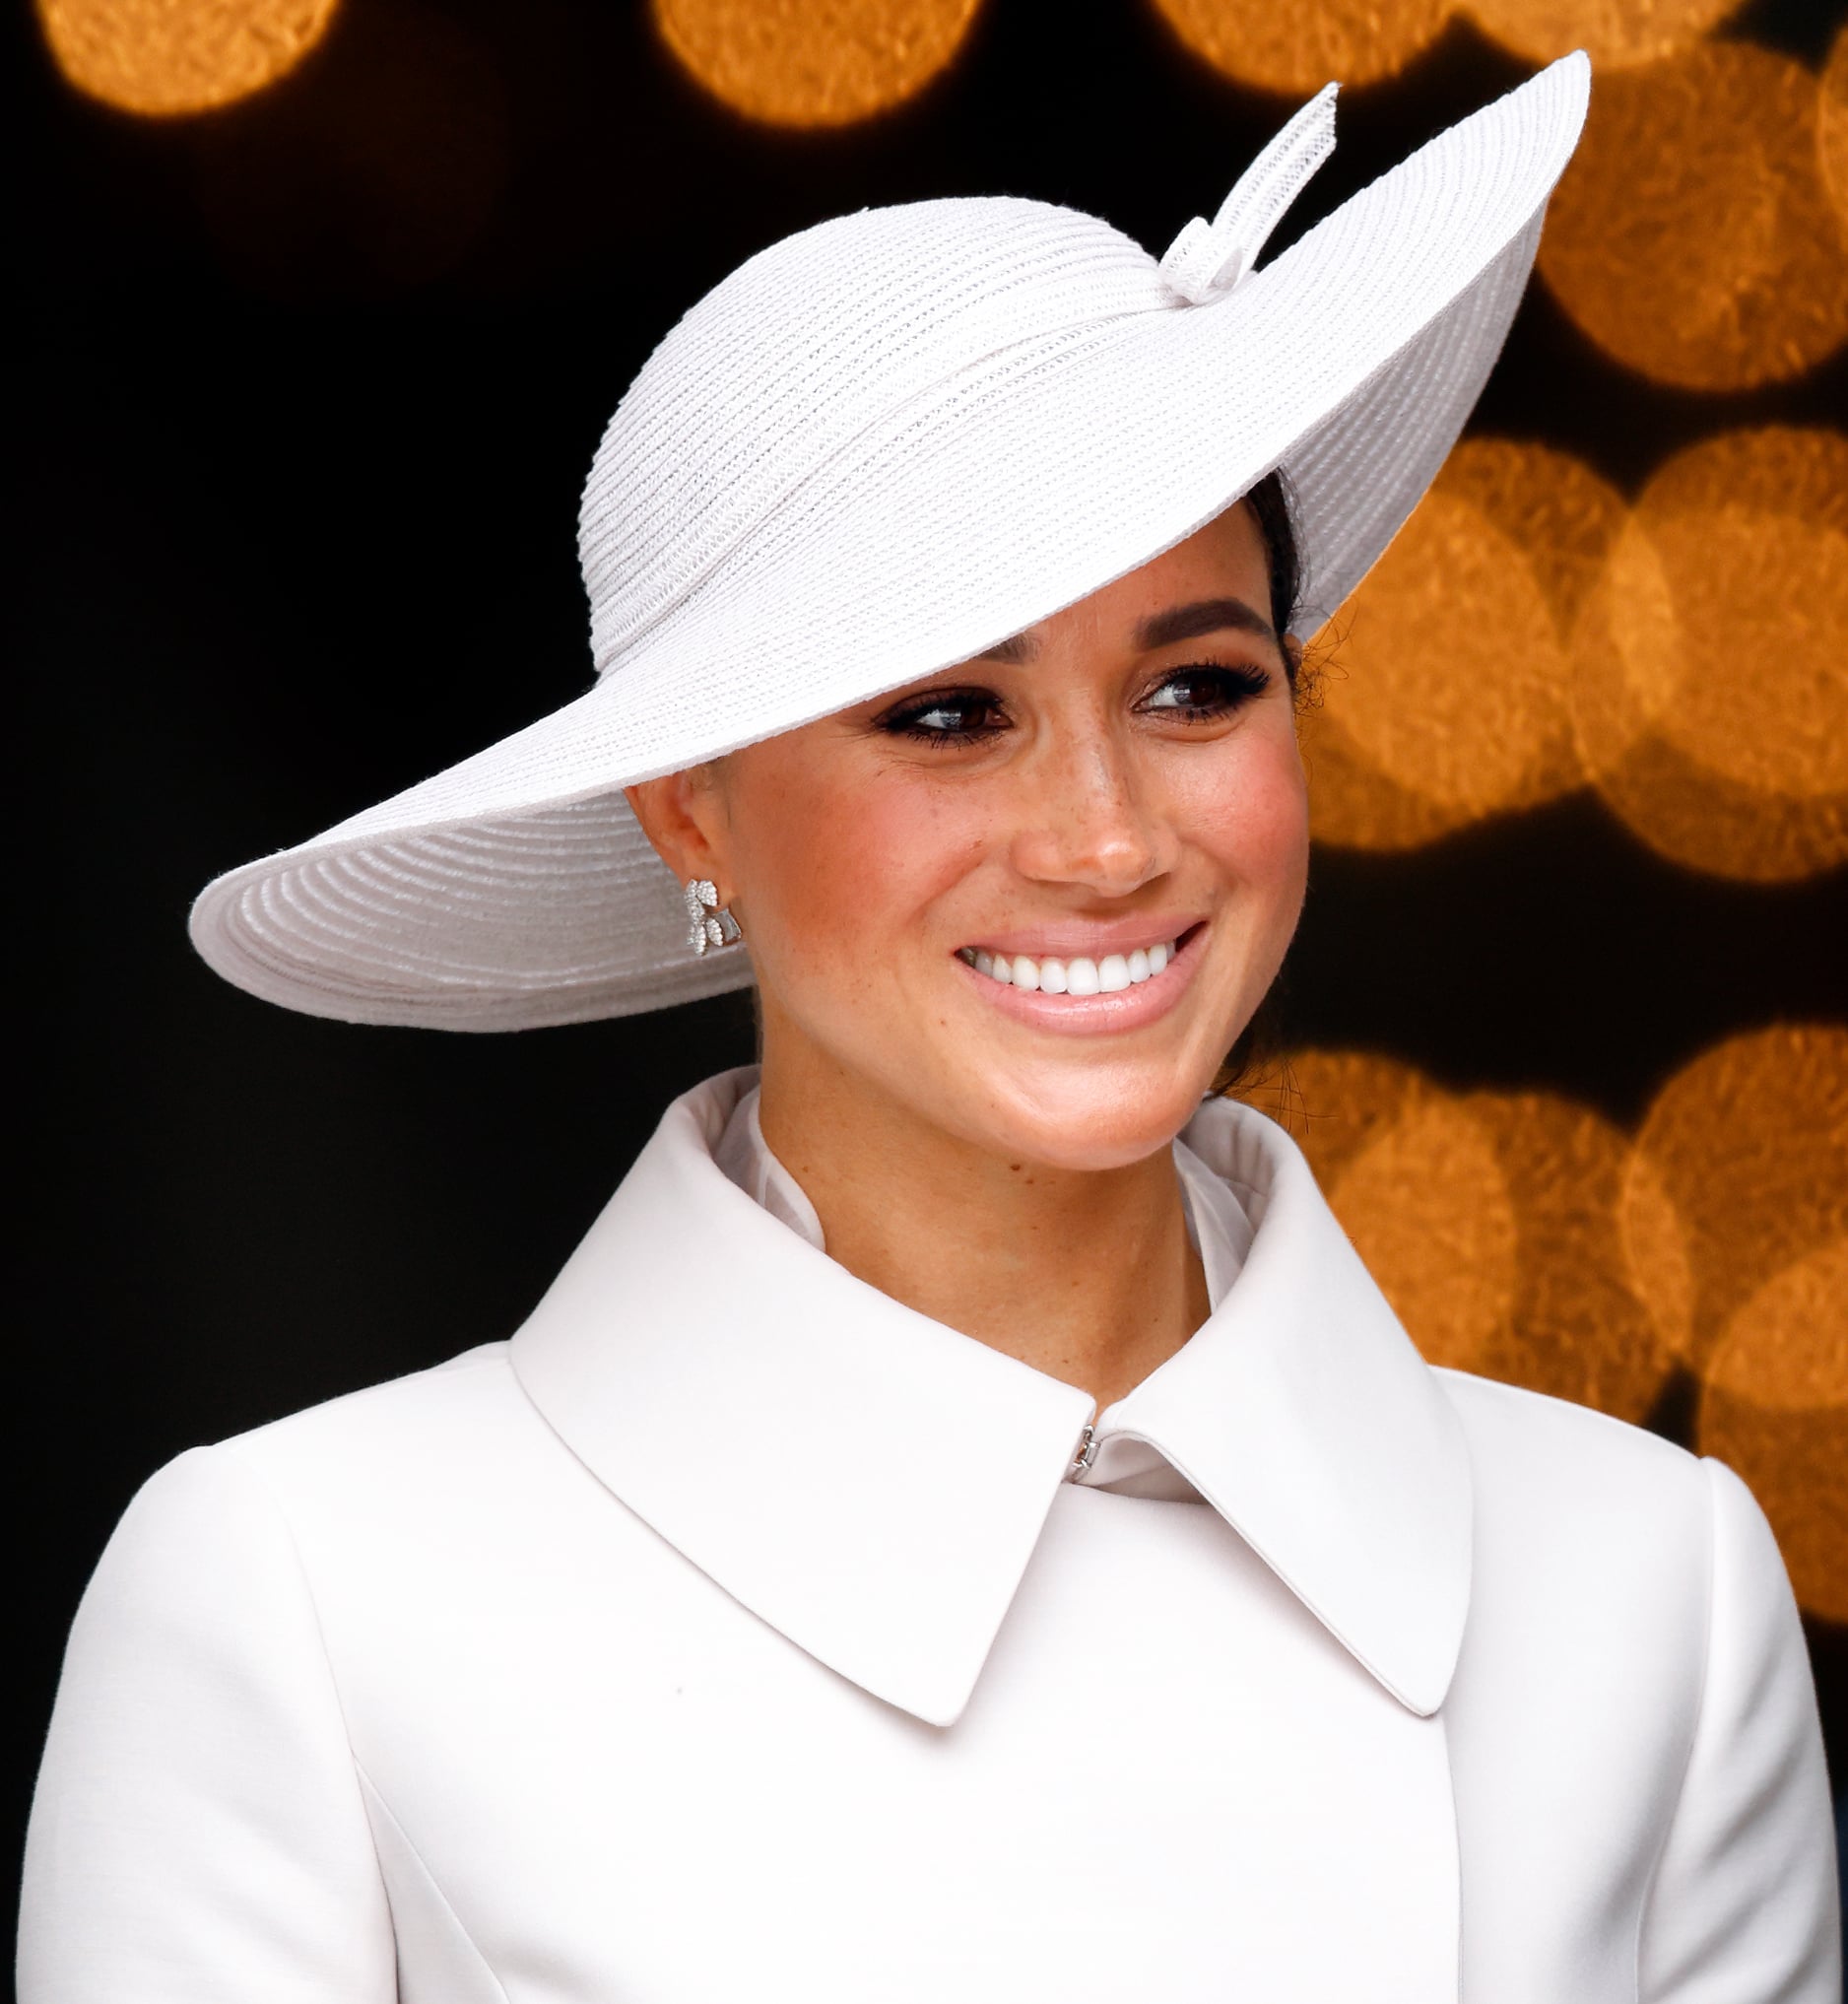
xmin=962 ymin=1058 xmax=1224 ymax=1174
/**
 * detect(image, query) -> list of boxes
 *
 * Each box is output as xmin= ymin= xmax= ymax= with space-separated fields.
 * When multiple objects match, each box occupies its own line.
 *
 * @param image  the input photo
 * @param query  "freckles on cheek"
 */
xmin=1181 ymin=743 xmax=1310 ymax=887
xmin=746 ymin=764 xmax=988 ymax=987
xmin=842 ymin=777 xmax=994 ymax=922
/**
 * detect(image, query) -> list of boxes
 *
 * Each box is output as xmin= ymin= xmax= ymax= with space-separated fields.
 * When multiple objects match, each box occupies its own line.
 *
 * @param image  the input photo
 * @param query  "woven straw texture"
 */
xmin=191 ymin=55 xmax=1589 ymax=1029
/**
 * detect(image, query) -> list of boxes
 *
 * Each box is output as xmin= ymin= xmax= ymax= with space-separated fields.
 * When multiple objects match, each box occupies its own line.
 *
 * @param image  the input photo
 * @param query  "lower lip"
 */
xmin=954 ymin=927 xmax=1206 ymax=1037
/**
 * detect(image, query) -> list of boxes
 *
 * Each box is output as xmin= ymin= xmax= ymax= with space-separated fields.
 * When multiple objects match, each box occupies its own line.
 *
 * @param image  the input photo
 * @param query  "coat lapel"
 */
xmin=1109 ymin=1095 xmax=1475 ymax=1716
xmin=512 ymin=1070 xmax=1474 ymax=1728
xmin=511 ymin=1070 xmax=1094 ymax=1726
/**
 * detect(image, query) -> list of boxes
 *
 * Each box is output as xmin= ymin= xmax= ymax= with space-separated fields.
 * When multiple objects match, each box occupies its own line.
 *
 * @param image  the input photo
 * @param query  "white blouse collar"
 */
xmin=511 ymin=1067 xmax=1473 ymax=1728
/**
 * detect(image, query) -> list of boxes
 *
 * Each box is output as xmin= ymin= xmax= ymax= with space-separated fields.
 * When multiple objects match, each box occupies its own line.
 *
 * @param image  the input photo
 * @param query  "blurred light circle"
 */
xmin=1617 ymin=1143 xmax=1696 ymax=1367
xmin=1642 ymin=456 xmax=1848 ymax=802
xmin=1465 ymin=0 xmax=1743 ymax=70
xmin=36 ymin=0 xmax=338 ymax=115
xmin=1278 ymin=1052 xmax=1672 ymax=1421
xmin=1697 ymin=1238 xmax=1848 ymax=1622
xmin=1622 ymin=1025 xmax=1848 ymax=1372
xmin=1820 ymin=23 xmax=1848 ymax=233
xmin=1537 ymin=43 xmax=1848 ymax=391
xmin=653 ymin=0 xmax=981 ymax=128
xmin=1146 ymin=0 xmax=1445 ymax=96
xmin=1323 ymin=488 xmax=1562 ymax=810
xmin=1270 ymin=1048 xmax=1429 ymax=1188
xmin=1571 ymin=428 xmax=1848 ymax=881
xmin=1306 ymin=440 xmax=1616 ymax=850
xmin=1150 ymin=0 xmax=1744 ymax=99
xmin=1322 ymin=1089 xmax=1522 ymax=1370
xmin=1464 ymin=1091 xmax=1674 ymax=1423
xmin=1706 ymin=1240 xmax=1848 ymax=1411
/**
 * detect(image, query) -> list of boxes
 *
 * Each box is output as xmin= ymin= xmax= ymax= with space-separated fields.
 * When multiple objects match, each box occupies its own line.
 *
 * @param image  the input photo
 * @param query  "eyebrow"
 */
xmin=977 ymin=595 xmax=1278 ymax=665
xmin=1134 ymin=596 xmax=1278 ymax=651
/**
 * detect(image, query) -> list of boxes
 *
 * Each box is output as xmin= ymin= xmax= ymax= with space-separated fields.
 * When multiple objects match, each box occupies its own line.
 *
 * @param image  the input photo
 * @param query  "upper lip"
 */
xmin=957 ymin=916 xmax=1203 ymax=958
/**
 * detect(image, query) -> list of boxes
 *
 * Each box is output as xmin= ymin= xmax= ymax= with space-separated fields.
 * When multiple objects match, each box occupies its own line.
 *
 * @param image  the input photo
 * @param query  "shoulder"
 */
xmin=1431 ymin=1391 xmax=1836 ymax=1993
xmin=110 ymin=1343 xmax=549 ymax=1574
xmin=1433 ymin=1369 xmax=1804 ymax=1683
xmin=224 ymin=1338 xmax=526 ymax=1469
xmin=1434 ymin=1368 xmax=1728 ymax=1594
xmin=1434 ymin=1366 xmax=1701 ymax=1512
xmin=46 ymin=1355 xmax=534 ymax=1770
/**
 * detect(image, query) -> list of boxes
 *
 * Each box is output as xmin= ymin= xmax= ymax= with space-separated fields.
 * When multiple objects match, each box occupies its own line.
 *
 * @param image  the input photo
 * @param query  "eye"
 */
xmin=1139 ymin=662 xmax=1273 ymax=721
xmin=874 ymin=688 xmax=1010 ymax=745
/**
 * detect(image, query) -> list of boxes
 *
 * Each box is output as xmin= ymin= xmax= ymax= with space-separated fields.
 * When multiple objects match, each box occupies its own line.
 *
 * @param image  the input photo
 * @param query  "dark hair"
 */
xmin=1242 ymin=465 xmax=1303 ymax=671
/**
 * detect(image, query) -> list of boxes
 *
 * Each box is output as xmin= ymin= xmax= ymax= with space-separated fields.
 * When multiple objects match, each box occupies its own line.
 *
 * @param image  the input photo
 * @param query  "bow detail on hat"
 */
xmin=1159 ymin=83 xmax=1340 ymax=305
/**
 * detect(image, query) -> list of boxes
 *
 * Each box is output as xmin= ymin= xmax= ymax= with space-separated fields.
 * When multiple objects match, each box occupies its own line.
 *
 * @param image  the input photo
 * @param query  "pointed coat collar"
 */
xmin=510 ymin=1068 xmax=1473 ymax=1727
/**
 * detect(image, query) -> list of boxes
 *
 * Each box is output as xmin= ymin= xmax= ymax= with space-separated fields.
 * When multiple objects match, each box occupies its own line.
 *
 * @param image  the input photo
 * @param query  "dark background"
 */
xmin=14 ymin=0 xmax=1848 ymax=1953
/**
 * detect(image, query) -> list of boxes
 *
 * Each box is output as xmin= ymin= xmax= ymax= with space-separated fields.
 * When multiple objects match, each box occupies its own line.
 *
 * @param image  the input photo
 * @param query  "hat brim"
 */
xmin=191 ymin=54 xmax=1588 ymax=1030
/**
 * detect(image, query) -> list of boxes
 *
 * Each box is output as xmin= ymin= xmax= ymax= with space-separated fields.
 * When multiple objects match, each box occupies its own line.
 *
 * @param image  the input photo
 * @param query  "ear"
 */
xmin=625 ymin=766 xmax=733 ymax=897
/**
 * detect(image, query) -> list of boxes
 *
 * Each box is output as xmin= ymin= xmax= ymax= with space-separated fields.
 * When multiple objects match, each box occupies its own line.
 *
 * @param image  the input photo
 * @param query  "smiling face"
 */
xmin=628 ymin=500 xmax=1310 ymax=1173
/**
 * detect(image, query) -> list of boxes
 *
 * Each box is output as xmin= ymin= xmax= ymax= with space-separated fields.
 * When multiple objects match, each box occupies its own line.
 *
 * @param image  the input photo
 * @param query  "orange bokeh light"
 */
xmin=1305 ymin=439 xmax=1619 ymax=850
xmin=1822 ymin=25 xmax=1848 ymax=227
xmin=652 ymin=0 xmax=980 ymax=128
xmin=1275 ymin=1051 xmax=1672 ymax=1422
xmin=1272 ymin=1036 xmax=1848 ymax=1617
xmin=1148 ymin=0 xmax=1743 ymax=98
xmin=1148 ymin=0 xmax=1445 ymax=97
xmin=1697 ymin=1238 xmax=1848 ymax=1622
xmin=1313 ymin=1078 xmax=1523 ymax=1370
xmin=36 ymin=0 xmax=337 ymax=116
xmin=1571 ymin=427 xmax=1848 ymax=882
xmin=1538 ymin=42 xmax=1848 ymax=392
xmin=1622 ymin=1025 xmax=1848 ymax=1372
xmin=1467 ymin=0 xmax=1743 ymax=70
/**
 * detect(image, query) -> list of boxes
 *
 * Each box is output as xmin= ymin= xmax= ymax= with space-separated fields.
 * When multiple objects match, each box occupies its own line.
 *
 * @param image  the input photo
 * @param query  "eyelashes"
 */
xmin=1139 ymin=663 xmax=1272 ymax=720
xmin=874 ymin=662 xmax=1274 ymax=745
xmin=876 ymin=690 xmax=1008 ymax=743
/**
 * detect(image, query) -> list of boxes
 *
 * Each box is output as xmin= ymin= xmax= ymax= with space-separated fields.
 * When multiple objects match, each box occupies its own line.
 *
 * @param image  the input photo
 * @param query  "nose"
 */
xmin=1007 ymin=723 xmax=1173 ymax=895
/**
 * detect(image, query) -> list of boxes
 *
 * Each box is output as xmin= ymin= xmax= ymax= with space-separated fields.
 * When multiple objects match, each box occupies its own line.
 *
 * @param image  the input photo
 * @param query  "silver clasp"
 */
xmin=1070 ymin=1422 xmax=1097 ymax=1480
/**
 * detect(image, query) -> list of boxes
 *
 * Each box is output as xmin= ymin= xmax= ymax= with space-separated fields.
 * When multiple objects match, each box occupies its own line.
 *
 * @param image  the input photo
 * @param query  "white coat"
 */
xmin=20 ymin=1069 xmax=1841 ymax=2001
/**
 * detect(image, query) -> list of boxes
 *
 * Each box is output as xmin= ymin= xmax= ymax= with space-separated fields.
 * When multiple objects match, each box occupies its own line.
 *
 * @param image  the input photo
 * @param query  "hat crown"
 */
xmin=578 ymin=197 xmax=1172 ymax=677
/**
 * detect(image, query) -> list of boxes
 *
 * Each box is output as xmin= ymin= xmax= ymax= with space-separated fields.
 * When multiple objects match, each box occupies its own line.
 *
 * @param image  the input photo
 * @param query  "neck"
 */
xmin=755 ymin=1046 xmax=1210 ymax=1415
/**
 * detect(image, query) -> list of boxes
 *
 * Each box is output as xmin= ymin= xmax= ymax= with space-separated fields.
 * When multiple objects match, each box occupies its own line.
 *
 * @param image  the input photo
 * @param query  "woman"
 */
xmin=21 ymin=53 xmax=1839 ymax=2000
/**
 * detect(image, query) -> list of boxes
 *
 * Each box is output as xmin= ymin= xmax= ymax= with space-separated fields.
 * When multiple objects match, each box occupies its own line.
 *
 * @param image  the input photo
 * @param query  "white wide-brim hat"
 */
xmin=191 ymin=53 xmax=1589 ymax=1030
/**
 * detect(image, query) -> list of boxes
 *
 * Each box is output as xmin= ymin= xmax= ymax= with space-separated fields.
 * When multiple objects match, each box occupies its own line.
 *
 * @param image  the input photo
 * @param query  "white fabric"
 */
xmin=22 ymin=1070 xmax=1838 ymax=2000
xmin=710 ymin=1083 xmax=828 ymax=1245
xmin=710 ymin=1082 xmax=1243 ymax=1502
xmin=186 ymin=58 xmax=1590 ymax=1031
xmin=1159 ymin=83 xmax=1339 ymax=301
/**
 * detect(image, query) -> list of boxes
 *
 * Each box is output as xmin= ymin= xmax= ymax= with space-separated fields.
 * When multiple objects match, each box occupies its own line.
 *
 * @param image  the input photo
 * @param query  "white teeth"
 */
xmin=960 ymin=938 xmax=1181 ymax=995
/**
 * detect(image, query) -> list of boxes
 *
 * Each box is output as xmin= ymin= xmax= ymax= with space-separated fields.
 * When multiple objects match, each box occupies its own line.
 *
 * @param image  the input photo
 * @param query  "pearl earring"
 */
xmin=685 ymin=878 xmax=743 ymax=956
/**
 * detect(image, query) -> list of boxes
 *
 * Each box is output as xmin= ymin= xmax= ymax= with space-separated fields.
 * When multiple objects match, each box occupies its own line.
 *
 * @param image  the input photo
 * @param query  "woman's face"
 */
xmin=632 ymin=501 xmax=1310 ymax=1171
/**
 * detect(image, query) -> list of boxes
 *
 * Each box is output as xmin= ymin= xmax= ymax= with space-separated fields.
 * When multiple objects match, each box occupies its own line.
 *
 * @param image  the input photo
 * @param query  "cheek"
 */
xmin=1176 ymin=728 xmax=1309 ymax=899
xmin=727 ymin=755 xmax=987 ymax=986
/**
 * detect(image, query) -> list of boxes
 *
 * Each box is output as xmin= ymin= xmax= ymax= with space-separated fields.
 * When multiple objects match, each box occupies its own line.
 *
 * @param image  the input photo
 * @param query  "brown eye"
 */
xmin=1140 ymin=663 xmax=1272 ymax=719
xmin=876 ymin=689 xmax=1009 ymax=743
